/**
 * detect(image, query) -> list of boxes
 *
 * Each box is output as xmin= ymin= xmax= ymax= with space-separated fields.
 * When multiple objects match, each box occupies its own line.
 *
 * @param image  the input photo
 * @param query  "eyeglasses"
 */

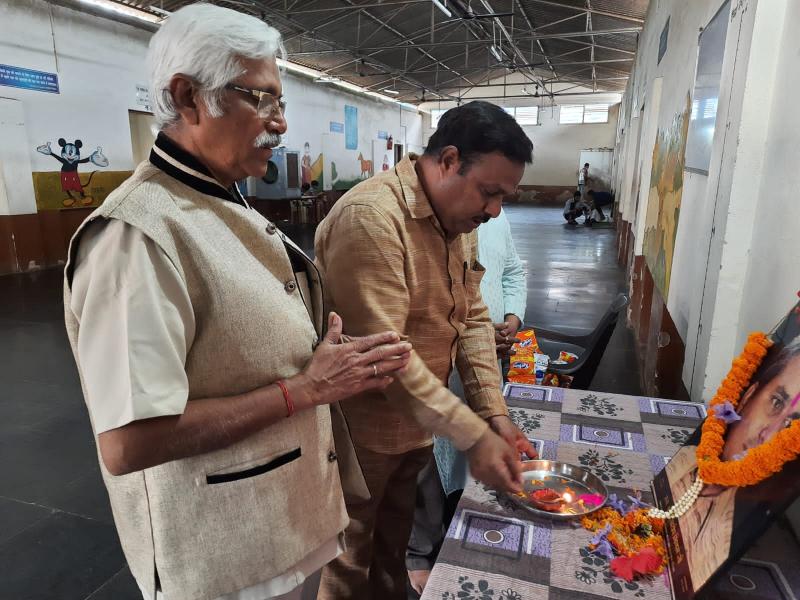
xmin=225 ymin=84 xmax=287 ymax=120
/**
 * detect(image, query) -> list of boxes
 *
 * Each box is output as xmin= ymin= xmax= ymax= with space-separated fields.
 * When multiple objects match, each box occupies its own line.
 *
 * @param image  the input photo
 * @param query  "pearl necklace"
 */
xmin=648 ymin=476 xmax=704 ymax=520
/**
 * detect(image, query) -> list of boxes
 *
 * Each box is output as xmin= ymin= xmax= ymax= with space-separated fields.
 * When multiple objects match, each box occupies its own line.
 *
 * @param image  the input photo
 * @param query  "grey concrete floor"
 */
xmin=0 ymin=204 xmax=640 ymax=599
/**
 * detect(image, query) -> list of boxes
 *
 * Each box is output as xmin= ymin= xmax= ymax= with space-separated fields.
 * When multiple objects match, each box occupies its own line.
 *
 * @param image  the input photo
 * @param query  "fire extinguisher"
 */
xmin=386 ymin=135 xmax=393 ymax=150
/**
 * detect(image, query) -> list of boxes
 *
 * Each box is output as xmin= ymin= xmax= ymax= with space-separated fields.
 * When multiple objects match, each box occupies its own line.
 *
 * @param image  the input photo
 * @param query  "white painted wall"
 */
xmin=521 ymin=105 xmax=618 ymax=187
xmin=615 ymin=0 xmax=800 ymax=402
xmin=419 ymin=98 xmax=618 ymax=187
xmin=279 ymin=75 xmax=421 ymax=189
xmin=0 ymin=0 xmax=423 ymax=212
xmin=722 ymin=0 xmax=800 ymax=357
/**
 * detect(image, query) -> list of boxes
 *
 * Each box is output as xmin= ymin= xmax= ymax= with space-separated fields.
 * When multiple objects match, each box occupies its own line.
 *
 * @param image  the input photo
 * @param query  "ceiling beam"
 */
xmin=287 ymin=27 xmax=640 ymax=55
xmin=282 ymin=0 xmax=429 ymax=14
xmin=249 ymin=0 xmax=462 ymax=100
xmin=523 ymin=0 xmax=645 ymax=24
xmin=336 ymin=0 xmax=478 ymax=87
xmin=513 ymin=0 xmax=557 ymax=81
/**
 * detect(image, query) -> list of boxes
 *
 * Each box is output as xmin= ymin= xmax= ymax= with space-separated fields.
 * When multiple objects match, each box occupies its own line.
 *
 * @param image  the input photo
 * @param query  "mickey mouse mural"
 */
xmin=36 ymin=139 xmax=109 ymax=207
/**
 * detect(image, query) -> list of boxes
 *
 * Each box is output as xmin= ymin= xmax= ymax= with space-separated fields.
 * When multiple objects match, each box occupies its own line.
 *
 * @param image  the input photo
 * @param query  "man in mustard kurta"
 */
xmin=315 ymin=101 xmax=536 ymax=599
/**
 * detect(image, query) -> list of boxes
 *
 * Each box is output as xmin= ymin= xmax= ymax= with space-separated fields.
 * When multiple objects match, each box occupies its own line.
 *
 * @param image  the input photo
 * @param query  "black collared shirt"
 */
xmin=149 ymin=132 xmax=250 ymax=208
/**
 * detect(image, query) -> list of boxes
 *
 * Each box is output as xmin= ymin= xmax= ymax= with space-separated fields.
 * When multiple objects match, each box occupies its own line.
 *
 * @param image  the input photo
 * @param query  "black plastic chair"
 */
xmin=529 ymin=293 xmax=629 ymax=390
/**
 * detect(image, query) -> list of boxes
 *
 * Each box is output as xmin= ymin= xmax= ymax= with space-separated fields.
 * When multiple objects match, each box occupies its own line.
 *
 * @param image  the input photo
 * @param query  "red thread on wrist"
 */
xmin=276 ymin=380 xmax=294 ymax=417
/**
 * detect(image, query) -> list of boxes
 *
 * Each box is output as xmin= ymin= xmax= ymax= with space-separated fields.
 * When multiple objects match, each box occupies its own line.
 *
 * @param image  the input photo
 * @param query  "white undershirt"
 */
xmin=71 ymin=218 xmax=344 ymax=599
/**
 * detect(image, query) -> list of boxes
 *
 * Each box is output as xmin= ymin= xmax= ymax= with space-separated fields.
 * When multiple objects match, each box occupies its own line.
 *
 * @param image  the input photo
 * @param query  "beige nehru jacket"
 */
xmin=315 ymin=154 xmax=508 ymax=455
xmin=63 ymin=133 xmax=352 ymax=600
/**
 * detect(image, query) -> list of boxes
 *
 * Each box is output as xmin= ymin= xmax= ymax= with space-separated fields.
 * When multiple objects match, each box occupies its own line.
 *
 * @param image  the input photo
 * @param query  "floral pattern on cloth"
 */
xmin=578 ymin=449 xmax=635 ymax=484
xmin=426 ymin=565 xmax=549 ymax=600
xmin=441 ymin=576 xmax=521 ymax=600
xmin=574 ymin=547 xmax=650 ymax=597
xmin=578 ymin=393 xmax=621 ymax=417
xmin=420 ymin=385 xmax=688 ymax=600
xmin=508 ymin=408 xmax=545 ymax=433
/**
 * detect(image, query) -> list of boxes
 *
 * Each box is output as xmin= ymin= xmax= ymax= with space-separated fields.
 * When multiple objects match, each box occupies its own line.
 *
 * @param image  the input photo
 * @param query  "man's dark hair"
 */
xmin=754 ymin=337 xmax=800 ymax=389
xmin=424 ymin=101 xmax=533 ymax=171
xmin=301 ymin=182 xmax=311 ymax=193
xmin=311 ymin=180 xmax=319 ymax=186
xmin=573 ymin=190 xmax=581 ymax=198
xmin=584 ymin=162 xmax=590 ymax=167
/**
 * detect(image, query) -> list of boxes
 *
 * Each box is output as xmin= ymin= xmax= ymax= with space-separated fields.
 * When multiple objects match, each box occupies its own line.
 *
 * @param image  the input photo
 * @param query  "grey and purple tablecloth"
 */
xmin=421 ymin=384 xmax=707 ymax=600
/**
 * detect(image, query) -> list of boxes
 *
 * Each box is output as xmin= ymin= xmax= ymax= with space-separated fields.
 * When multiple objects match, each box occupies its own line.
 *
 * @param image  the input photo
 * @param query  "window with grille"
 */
xmin=515 ymin=106 xmax=539 ymax=125
xmin=559 ymin=104 xmax=609 ymax=124
xmin=583 ymin=104 xmax=610 ymax=123
xmin=499 ymin=106 xmax=539 ymax=125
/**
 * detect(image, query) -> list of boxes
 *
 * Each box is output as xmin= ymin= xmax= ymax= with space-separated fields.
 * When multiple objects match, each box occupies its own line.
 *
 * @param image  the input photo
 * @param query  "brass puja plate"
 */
xmin=506 ymin=460 xmax=608 ymax=520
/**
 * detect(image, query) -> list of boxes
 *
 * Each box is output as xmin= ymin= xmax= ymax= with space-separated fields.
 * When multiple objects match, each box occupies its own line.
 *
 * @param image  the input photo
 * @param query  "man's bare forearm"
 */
xmin=98 ymin=374 xmax=317 ymax=476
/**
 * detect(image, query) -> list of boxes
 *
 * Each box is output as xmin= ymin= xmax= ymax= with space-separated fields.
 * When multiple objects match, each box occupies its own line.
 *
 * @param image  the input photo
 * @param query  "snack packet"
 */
xmin=511 ymin=328 xmax=540 ymax=357
xmin=507 ymin=356 xmax=535 ymax=382
xmin=557 ymin=350 xmax=578 ymax=363
xmin=533 ymin=353 xmax=550 ymax=385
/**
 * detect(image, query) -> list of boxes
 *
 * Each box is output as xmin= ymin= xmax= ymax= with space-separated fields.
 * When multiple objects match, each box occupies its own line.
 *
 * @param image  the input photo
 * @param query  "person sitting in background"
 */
xmin=586 ymin=189 xmax=613 ymax=222
xmin=563 ymin=190 xmax=588 ymax=225
xmin=301 ymin=181 xmax=313 ymax=197
xmin=406 ymin=206 xmax=531 ymax=596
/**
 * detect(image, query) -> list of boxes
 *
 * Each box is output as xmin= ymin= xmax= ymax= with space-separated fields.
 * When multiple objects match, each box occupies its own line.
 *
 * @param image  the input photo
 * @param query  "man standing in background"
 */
xmin=578 ymin=162 xmax=590 ymax=196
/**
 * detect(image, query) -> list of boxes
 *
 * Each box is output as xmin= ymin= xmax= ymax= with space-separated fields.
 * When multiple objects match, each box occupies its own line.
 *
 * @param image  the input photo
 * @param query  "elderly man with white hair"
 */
xmin=63 ymin=4 xmax=412 ymax=600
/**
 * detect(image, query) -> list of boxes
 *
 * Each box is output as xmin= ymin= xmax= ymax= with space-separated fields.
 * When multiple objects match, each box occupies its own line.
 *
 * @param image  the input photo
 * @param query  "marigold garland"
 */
xmin=695 ymin=331 xmax=800 ymax=487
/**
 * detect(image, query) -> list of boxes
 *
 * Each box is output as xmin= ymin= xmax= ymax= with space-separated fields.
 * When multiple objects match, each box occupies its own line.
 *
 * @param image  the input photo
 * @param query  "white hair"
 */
xmin=147 ymin=3 xmax=284 ymax=129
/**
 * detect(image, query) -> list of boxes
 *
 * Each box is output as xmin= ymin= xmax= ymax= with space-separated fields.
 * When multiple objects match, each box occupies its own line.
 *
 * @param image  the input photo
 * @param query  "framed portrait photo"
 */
xmin=652 ymin=301 xmax=800 ymax=600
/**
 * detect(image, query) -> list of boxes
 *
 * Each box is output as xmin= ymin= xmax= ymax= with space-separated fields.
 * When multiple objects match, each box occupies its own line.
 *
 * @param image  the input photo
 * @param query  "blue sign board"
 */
xmin=330 ymin=121 xmax=344 ymax=133
xmin=344 ymin=105 xmax=358 ymax=150
xmin=0 ymin=64 xmax=59 ymax=94
xmin=377 ymin=131 xmax=388 ymax=140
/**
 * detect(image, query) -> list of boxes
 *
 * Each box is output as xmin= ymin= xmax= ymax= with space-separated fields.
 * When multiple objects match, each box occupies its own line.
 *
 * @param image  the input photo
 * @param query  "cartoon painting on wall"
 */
xmin=643 ymin=94 xmax=691 ymax=297
xmin=37 ymin=139 xmax=108 ymax=206
xmin=32 ymin=138 xmax=132 ymax=210
xmin=301 ymin=141 xmax=324 ymax=188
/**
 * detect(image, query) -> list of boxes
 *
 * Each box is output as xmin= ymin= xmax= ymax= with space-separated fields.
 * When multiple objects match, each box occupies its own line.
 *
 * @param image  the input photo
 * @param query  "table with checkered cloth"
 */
xmin=421 ymin=383 xmax=708 ymax=600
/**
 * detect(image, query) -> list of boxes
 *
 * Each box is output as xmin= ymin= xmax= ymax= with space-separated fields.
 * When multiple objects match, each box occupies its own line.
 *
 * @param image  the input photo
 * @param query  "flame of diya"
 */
xmin=530 ymin=488 xmax=566 ymax=512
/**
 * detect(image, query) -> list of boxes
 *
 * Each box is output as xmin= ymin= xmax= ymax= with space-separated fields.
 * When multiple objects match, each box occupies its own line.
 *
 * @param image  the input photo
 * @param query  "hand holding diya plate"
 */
xmin=507 ymin=460 xmax=608 ymax=520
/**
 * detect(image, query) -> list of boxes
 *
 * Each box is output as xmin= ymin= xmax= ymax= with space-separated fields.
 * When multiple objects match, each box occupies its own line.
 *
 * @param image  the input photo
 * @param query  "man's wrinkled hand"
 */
xmin=301 ymin=312 xmax=412 ymax=406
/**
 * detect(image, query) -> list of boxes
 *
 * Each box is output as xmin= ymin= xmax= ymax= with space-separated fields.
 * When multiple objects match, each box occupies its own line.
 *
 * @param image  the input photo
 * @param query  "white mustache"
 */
xmin=254 ymin=132 xmax=282 ymax=149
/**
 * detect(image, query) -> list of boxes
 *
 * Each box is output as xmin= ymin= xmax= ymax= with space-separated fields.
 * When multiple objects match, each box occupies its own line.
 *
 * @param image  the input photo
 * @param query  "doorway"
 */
xmin=128 ymin=110 xmax=157 ymax=166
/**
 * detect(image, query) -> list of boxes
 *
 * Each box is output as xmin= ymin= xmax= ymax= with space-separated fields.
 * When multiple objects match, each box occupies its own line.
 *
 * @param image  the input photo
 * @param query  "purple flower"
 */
xmin=593 ymin=538 xmax=616 ymax=562
xmin=627 ymin=495 xmax=652 ymax=510
xmin=712 ymin=401 xmax=742 ymax=424
xmin=590 ymin=523 xmax=612 ymax=546
xmin=607 ymin=493 xmax=627 ymax=513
